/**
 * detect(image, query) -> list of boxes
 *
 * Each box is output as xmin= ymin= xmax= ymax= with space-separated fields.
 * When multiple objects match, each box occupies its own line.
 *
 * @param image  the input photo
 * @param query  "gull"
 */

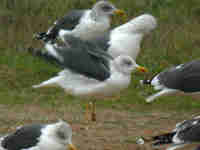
xmin=32 ymin=36 xmax=147 ymax=122
xmin=32 ymin=14 xmax=157 ymax=66
xmin=35 ymin=0 xmax=125 ymax=42
xmin=140 ymin=60 xmax=200 ymax=103
xmin=137 ymin=116 xmax=200 ymax=150
xmin=0 ymin=120 xmax=77 ymax=150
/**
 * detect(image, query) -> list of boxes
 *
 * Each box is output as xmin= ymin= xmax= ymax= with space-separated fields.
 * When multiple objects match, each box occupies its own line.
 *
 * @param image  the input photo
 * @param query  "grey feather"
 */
xmin=176 ymin=117 xmax=200 ymax=142
xmin=35 ymin=10 xmax=85 ymax=42
xmin=157 ymin=60 xmax=200 ymax=92
xmin=50 ymin=36 xmax=113 ymax=81
xmin=53 ymin=10 xmax=86 ymax=30
xmin=90 ymin=31 xmax=111 ymax=51
xmin=1 ymin=124 xmax=44 ymax=150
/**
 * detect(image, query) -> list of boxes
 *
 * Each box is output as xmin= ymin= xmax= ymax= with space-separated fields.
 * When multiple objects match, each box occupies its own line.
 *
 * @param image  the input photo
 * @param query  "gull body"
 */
xmin=0 ymin=121 xmax=76 ymax=150
xmin=141 ymin=60 xmax=200 ymax=103
xmin=142 ymin=116 xmax=200 ymax=150
xmin=36 ymin=0 xmax=125 ymax=42
xmin=33 ymin=36 xmax=147 ymax=97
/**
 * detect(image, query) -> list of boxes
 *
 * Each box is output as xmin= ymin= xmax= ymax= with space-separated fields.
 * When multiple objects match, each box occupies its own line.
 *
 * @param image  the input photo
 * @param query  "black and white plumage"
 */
xmin=33 ymin=14 xmax=157 ymax=68
xmin=35 ymin=0 xmax=125 ymax=42
xmin=140 ymin=60 xmax=200 ymax=103
xmin=0 ymin=120 xmax=77 ymax=150
xmin=41 ymin=35 xmax=113 ymax=82
xmin=138 ymin=116 xmax=200 ymax=150
xmin=32 ymin=36 xmax=147 ymax=97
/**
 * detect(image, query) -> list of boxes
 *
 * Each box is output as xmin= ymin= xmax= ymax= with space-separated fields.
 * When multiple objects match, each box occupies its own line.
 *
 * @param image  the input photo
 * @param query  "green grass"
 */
xmin=1 ymin=0 xmax=200 ymax=113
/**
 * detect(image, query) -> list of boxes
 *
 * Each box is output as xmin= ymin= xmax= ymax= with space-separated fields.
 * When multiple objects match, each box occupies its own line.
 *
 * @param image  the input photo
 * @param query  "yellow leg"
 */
xmin=85 ymin=103 xmax=90 ymax=124
xmin=91 ymin=100 xmax=96 ymax=122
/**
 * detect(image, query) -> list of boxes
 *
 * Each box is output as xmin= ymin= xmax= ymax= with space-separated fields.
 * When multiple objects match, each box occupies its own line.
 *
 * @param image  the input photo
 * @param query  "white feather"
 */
xmin=151 ymin=74 xmax=165 ymax=90
xmin=59 ymin=10 xmax=110 ymax=42
xmin=45 ymin=44 xmax=63 ymax=62
xmin=146 ymin=88 xmax=178 ymax=103
xmin=108 ymin=14 xmax=157 ymax=60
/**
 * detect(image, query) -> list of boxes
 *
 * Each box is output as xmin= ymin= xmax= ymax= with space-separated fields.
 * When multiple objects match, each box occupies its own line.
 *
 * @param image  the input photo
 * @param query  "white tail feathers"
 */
xmin=146 ymin=89 xmax=178 ymax=103
xmin=32 ymin=76 xmax=62 ymax=88
xmin=32 ymin=84 xmax=43 ymax=88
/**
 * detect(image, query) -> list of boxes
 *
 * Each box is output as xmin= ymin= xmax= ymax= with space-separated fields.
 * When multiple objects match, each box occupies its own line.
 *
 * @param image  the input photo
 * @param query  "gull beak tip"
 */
xmin=137 ymin=66 xmax=148 ymax=73
xmin=68 ymin=144 xmax=77 ymax=150
xmin=114 ymin=9 xmax=126 ymax=16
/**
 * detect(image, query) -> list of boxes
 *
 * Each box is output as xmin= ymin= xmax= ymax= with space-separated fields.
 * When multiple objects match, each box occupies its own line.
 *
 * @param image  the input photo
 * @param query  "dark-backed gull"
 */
xmin=140 ymin=60 xmax=200 ymax=103
xmin=35 ymin=0 xmax=125 ymax=42
xmin=0 ymin=120 xmax=77 ymax=150
xmin=137 ymin=116 xmax=200 ymax=150
xmin=32 ymin=36 xmax=147 ymax=121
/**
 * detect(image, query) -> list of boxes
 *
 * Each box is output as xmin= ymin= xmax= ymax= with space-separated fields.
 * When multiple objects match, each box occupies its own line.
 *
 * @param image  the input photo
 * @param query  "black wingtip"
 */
xmin=140 ymin=79 xmax=152 ymax=85
xmin=33 ymin=32 xmax=57 ymax=45
xmin=34 ymin=32 xmax=47 ymax=40
xmin=151 ymin=132 xmax=176 ymax=146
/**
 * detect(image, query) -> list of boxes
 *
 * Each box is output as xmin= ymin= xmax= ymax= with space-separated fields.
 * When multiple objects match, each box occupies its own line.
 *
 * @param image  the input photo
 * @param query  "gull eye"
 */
xmin=102 ymin=5 xmax=113 ymax=12
xmin=123 ymin=59 xmax=132 ymax=66
xmin=57 ymin=131 xmax=67 ymax=140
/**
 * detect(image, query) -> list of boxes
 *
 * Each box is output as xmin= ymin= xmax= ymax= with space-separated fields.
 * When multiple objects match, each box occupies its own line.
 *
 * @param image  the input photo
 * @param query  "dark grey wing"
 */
xmin=53 ymin=10 xmax=86 ymax=30
xmin=62 ymin=35 xmax=113 ymax=59
xmin=1 ymin=124 xmax=44 ymax=150
xmin=177 ymin=119 xmax=200 ymax=142
xmin=35 ymin=10 xmax=86 ymax=42
xmin=151 ymin=132 xmax=176 ymax=146
xmin=178 ymin=74 xmax=200 ymax=92
xmin=178 ymin=60 xmax=200 ymax=92
xmin=90 ymin=31 xmax=111 ymax=51
xmin=175 ymin=118 xmax=200 ymax=131
xmin=55 ymin=36 xmax=112 ymax=81
xmin=158 ymin=60 xmax=200 ymax=92
xmin=157 ymin=65 xmax=185 ymax=89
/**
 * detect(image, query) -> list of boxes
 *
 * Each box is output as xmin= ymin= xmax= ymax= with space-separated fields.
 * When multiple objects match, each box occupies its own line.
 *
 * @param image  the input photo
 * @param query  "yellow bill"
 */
xmin=68 ymin=144 xmax=77 ymax=150
xmin=113 ymin=9 xmax=126 ymax=17
xmin=136 ymin=66 xmax=148 ymax=73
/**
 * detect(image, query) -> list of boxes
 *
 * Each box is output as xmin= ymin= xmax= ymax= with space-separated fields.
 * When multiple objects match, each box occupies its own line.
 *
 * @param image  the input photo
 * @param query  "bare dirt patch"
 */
xmin=0 ymin=104 xmax=199 ymax=150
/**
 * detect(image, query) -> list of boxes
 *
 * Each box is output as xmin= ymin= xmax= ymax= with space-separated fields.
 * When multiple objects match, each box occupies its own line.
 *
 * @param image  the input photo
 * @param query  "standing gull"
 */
xmin=32 ymin=36 xmax=147 ymax=121
xmin=137 ymin=116 xmax=200 ymax=150
xmin=33 ymin=14 xmax=157 ymax=65
xmin=35 ymin=0 xmax=125 ymax=42
xmin=0 ymin=120 xmax=77 ymax=150
xmin=140 ymin=60 xmax=200 ymax=103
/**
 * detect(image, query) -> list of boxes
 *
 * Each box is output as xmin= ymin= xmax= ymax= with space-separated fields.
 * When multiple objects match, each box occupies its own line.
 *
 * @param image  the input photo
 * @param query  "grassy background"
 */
xmin=1 ymin=0 xmax=200 ymax=113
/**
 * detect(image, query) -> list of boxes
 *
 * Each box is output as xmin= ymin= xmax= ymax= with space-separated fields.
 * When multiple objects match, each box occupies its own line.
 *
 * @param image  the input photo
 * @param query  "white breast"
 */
xmin=105 ymin=71 xmax=131 ymax=94
xmin=72 ymin=11 xmax=110 ymax=40
xmin=64 ymin=71 xmax=130 ymax=98
xmin=37 ymin=125 xmax=66 ymax=150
